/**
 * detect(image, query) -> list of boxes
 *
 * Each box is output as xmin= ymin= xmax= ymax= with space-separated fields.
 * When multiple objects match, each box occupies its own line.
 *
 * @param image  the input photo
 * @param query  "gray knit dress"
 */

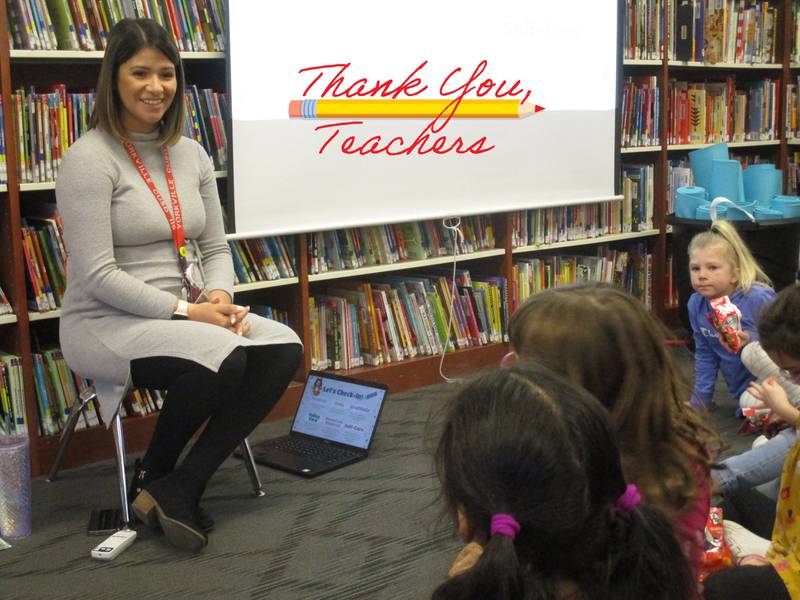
xmin=56 ymin=128 xmax=301 ymax=425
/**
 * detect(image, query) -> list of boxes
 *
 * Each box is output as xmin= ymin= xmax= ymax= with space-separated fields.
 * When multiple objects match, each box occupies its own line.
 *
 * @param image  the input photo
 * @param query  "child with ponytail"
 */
xmin=432 ymin=364 xmax=694 ymax=600
xmin=687 ymin=220 xmax=775 ymax=410
xmin=505 ymin=283 xmax=716 ymax=576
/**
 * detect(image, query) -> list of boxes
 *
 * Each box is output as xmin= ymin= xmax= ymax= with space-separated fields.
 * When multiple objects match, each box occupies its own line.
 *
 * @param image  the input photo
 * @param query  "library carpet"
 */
xmin=0 ymin=348 xmax=752 ymax=599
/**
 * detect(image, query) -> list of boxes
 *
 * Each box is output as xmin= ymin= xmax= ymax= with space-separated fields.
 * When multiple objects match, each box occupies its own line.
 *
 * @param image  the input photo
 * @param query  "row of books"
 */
xmin=625 ymin=0 xmax=783 ymax=64
xmin=667 ymin=77 xmax=778 ymax=145
xmin=308 ymin=273 xmax=508 ymax=371
xmin=512 ymin=243 xmax=654 ymax=309
xmin=32 ymin=348 xmax=95 ymax=436
xmin=183 ymin=85 xmax=227 ymax=171
xmin=510 ymin=178 xmax=654 ymax=250
xmin=8 ymin=84 xmax=227 ymax=184
xmin=11 ymin=87 xmax=95 ymax=184
xmin=622 ymin=76 xmax=660 ymax=148
xmin=19 ymin=201 xmax=300 ymax=311
xmin=623 ymin=0 xmax=664 ymax=61
xmin=307 ymin=216 xmax=496 ymax=275
xmin=670 ymin=0 xmax=777 ymax=64
xmin=21 ymin=208 xmax=66 ymax=313
xmin=0 ymin=352 xmax=26 ymax=435
xmin=229 ymin=236 xmax=297 ymax=285
xmin=8 ymin=0 xmax=226 ymax=52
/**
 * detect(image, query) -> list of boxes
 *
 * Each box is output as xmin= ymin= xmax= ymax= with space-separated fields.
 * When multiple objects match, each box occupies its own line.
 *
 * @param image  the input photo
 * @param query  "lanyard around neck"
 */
xmin=122 ymin=140 xmax=188 ymax=264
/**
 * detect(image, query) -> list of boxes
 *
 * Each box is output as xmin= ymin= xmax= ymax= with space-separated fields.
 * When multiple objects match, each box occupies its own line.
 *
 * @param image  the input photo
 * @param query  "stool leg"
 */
xmin=46 ymin=390 xmax=96 ymax=483
xmin=111 ymin=413 xmax=131 ymax=526
xmin=239 ymin=438 xmax=265 ymax=497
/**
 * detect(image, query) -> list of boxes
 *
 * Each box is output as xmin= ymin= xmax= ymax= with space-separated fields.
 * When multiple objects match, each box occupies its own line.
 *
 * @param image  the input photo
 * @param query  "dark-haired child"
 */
xmin=433 ymin=364 xmax=694 ymax=600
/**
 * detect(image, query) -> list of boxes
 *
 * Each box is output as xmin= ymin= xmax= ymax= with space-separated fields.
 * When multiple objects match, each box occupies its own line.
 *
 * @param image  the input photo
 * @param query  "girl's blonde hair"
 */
xmin=688 ymin=220 xmax=772 ymax=293
xmin=507 ymin=283 xmax=719 ymax=520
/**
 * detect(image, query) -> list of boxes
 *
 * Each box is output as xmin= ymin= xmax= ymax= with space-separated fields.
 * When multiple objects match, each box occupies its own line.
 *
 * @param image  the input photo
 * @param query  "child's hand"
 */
xmin=747 ymin=377 xmax=800 ymax=425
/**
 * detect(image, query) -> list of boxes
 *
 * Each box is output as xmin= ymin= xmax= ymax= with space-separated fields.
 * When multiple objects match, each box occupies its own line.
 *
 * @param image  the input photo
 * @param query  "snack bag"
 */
xmin=707 ymin=296 xmax=742 ymax=353
xmin=699 ymin=507 xmax=734 ymax=582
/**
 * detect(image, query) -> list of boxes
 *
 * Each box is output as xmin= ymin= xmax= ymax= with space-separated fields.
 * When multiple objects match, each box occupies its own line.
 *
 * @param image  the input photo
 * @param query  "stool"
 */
xmin=46 ymin=381 xmax=265 ymax=528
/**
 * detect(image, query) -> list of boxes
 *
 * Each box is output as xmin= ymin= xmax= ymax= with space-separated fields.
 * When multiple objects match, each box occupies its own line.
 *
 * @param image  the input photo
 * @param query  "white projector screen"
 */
xmin=227 ymin=0 xmax=621 ymax=238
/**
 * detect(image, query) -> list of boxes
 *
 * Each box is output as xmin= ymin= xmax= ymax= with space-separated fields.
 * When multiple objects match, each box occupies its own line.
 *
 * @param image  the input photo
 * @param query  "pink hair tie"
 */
xmin=490 ymin=513 xmax=520 ymax=539
xmin=615 ymin=484 xmax=641 ymax=512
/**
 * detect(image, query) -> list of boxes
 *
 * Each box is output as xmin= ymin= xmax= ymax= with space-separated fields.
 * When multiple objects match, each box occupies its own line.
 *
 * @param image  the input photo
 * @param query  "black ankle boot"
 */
xmin=132 ymin=473 xmax=208 ymax=551
xmin=128 ymin=459 xmax=165 ymax=528
xmin=129 ymin=460 xmax=215 ymax=533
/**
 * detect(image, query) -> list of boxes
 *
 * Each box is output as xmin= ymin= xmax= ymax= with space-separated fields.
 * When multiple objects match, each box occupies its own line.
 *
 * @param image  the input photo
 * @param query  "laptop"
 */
xmin=248 ymin=371 xmax=388 ymax=477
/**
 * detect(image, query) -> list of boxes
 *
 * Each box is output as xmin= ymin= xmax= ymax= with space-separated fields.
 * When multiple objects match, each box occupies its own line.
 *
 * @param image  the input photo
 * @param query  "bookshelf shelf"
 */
xmin=307 ymin=249 xmax=507 ymax=283
xmin=19 ymin=182 xmax=55 ymax=192
xmin=20 ymin=170 xmax=227 ymax=192
xmin=28 ymin=310 xmax=61 ymax=322
xmin=667 ymin=140 xmax=781 ymax=151
xmin=9 ymin=50 xmax=224 ymax=60
xmin=324 ymin=342 xmax=508 ymax=391
xmin=0 ymin=184 xmax=6 ymax=192
xmin=667 ymin=61 xmax=782 ymax=69
xmin=0 ymin=314 xmax=17 ymax=326
xmin=233 ymin=277 xmax=299 ymax=292
xmin=623 ymin=59 xmax=662 ymax=66
xmin=512 ymin=229 xmax=660 ymax=255
xmin=621 ymin=146 xmax=661 ymax=154
xmin=791 ymin=63 xmax=800 ymax=69
xmin=788 ymin=139 xmax=800 ymax=146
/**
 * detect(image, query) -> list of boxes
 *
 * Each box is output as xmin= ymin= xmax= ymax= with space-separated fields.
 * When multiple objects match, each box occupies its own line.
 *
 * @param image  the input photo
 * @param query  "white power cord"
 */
xmin=438 ymin=217 xmax=464 ymax=384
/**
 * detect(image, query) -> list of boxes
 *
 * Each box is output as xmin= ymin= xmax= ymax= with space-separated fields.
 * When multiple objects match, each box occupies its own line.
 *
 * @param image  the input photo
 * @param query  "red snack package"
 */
xmin=699 ymin=507 xmax=734 ymax=582
xmin=707 ymin=296 xmax=742 ymax=353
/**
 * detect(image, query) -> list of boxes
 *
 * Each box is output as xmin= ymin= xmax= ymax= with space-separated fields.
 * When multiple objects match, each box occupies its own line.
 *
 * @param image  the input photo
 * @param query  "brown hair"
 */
xmin=89 ymin=18 xmax=185 ymax=146
xmin=508 ymin=283 xmax=718 ymax=519
xmin=688 ymin=220 xmax=772 ymax=293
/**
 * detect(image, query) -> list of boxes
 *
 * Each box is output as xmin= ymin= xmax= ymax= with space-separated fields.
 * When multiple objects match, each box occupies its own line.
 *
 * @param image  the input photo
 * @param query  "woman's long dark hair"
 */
xmin=432 ymin=363 xmax=693 ymax=600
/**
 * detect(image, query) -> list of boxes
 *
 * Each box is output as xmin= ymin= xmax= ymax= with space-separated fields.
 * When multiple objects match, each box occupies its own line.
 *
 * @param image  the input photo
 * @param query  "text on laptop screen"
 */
xmin=292 ymin=376 xmax=386 ymax=449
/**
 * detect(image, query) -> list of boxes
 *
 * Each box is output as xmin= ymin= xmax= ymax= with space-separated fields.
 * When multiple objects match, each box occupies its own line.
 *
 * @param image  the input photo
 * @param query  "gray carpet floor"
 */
xmin=0 ymin=348 xmax=756 ymax=599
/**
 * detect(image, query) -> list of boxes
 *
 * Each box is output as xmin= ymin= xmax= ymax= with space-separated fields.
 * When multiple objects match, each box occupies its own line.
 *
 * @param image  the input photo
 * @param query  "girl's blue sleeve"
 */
xmin=740 ymin=286 xmax=776 ymax=344
xmin=689 ymin=294 xmax=719 ymax=407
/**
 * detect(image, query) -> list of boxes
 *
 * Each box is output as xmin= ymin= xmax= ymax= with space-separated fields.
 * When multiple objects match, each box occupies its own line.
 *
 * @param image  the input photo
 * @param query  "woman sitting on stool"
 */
xmin=56 ymin=18 xmax=302 ymax=551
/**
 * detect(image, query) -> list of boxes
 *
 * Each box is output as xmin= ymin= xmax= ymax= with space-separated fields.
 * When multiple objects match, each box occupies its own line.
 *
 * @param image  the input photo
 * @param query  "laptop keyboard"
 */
xmin=269 ymin=437 xmax=360 ymax=464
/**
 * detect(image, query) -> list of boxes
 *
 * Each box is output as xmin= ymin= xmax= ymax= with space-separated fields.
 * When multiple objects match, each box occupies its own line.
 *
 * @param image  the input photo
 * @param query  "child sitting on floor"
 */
xmin=704 ymin=283 xmax=800 ymax=600
xmin=687 ymin=220 xmax=774 ymax=410
xmin=505 ymin=282 xmax=716 ymax=576
xmin=432 ymin=364 xmax=694 ymax=600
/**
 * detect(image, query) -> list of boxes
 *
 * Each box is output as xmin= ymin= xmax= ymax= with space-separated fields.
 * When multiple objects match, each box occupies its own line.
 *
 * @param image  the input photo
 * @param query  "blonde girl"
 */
xmin=687 ymin=220 xmax=774 ymax=409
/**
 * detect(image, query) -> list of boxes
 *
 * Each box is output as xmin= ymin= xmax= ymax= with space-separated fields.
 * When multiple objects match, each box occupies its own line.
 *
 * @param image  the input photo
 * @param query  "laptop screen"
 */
xmin=291 ymin=372 xmax=387 ymax=450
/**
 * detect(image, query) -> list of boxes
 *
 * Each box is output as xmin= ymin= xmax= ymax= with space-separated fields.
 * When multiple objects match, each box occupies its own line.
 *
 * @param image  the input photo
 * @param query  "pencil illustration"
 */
xmin=288 ymin=99 xmax=544 ymax=119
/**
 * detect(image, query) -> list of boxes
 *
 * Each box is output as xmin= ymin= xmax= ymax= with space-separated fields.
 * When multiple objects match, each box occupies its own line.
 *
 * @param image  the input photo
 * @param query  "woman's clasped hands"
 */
xmin=186 ymin=290 xmax=251 ymax=336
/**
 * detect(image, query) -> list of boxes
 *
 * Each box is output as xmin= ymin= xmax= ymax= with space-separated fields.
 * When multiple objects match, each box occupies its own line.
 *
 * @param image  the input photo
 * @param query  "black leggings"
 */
xmin=130 ymin=343 xmax=302 ymax=498
xmin=703 ymin=565 xmax=789 ymax=600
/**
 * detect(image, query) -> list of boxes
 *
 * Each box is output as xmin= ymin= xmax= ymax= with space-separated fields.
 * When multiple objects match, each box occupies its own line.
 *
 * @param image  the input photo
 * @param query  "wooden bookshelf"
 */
xmin=620 ymin=0 xmax=800 ymax=327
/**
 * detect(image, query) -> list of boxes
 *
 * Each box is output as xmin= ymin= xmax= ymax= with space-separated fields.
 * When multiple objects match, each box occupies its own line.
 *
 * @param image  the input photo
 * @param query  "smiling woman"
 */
xmin=55 ymin=18 xmax=303 ymax=553
xmin=116 ymin=47 xmax=178 ymax=135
